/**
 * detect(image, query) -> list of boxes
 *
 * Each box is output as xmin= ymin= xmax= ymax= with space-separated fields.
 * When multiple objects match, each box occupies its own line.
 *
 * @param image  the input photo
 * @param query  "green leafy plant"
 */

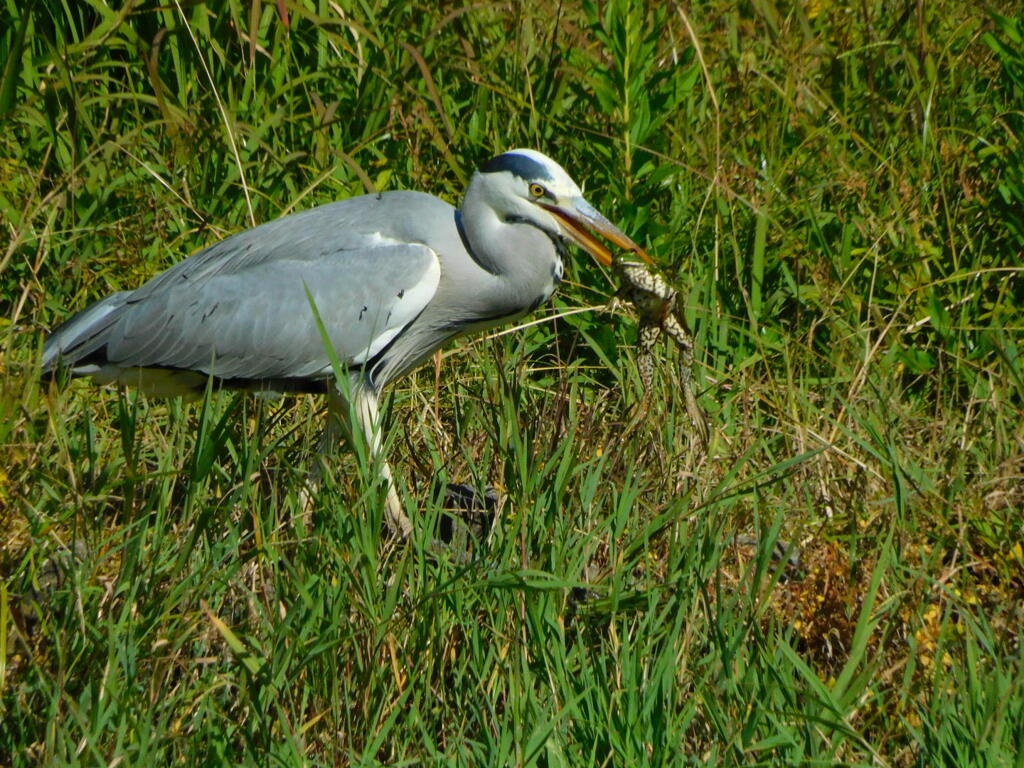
xmin=2 ymin=1 xmax=1022 ymax=765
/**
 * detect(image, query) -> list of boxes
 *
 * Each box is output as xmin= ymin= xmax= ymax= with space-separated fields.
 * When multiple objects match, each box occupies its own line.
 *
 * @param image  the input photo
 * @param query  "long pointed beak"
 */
xmin=541 ymin=198 xmax=655 ymax=267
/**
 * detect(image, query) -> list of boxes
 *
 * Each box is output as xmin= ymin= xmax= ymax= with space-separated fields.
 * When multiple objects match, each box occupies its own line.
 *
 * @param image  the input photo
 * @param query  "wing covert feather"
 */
xmin=105 ymin=243 xmax=441 ymax=381
xmin=45 ymin=190 xmax=457 ymax=385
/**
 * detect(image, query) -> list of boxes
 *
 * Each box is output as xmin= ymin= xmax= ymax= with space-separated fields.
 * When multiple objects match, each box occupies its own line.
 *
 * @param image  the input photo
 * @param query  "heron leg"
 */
xmin=299 ymin=390 xmax=349 ymax=515
xmin=324 ymin=380 xmax=413 ymax=539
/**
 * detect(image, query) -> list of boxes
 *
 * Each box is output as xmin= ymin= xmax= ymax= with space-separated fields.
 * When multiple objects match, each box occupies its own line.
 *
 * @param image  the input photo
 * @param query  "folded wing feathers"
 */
xmin=44 ymin=231 xmax=441 ymax=386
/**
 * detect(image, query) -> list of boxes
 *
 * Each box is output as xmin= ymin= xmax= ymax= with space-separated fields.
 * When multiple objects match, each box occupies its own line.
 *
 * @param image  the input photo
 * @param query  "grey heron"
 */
xmin=42 ymin=149 xmax=654 ymax=537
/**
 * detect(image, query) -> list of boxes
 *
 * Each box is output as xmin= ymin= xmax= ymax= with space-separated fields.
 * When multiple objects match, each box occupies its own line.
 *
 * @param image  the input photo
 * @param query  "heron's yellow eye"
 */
xmin=529 ymin=183 xmax=546 ymax=198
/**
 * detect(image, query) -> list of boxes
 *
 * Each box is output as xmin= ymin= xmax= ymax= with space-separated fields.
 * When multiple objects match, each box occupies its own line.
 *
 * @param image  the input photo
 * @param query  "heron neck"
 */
xmin=457 ymin=196 xmax=561 ymax=306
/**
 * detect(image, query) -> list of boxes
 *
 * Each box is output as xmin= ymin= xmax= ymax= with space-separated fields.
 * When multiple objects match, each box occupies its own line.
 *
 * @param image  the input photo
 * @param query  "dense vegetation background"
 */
xmin=2 ymin=0 xmax=1022 ymax=764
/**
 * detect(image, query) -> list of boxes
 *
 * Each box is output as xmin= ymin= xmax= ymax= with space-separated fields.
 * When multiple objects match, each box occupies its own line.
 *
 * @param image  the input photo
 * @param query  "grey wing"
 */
xmin=100 ymin=242 xmax=440 ymax=381
xmin=43 ymin=191 xmax=452 ymax=386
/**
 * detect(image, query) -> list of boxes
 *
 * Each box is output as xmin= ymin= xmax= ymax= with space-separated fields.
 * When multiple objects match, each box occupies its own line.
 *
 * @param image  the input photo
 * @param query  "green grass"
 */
xmin=2 ymin=0 xmax=1023 ymax=765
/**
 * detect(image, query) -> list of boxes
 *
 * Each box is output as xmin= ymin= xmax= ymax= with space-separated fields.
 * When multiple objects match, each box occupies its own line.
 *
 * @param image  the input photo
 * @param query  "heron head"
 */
xmin=473 ymin=149 xmax=654 ymax=267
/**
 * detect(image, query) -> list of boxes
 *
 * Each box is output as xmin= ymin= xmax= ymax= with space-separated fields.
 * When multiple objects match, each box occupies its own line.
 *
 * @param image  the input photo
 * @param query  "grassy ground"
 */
xmin=2 ymin=1 xmax=1023 ymax=765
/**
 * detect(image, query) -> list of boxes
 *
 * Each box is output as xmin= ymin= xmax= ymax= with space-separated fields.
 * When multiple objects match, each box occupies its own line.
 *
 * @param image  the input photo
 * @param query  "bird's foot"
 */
xmin=428 ymin=482 xmax=503 ymax=559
